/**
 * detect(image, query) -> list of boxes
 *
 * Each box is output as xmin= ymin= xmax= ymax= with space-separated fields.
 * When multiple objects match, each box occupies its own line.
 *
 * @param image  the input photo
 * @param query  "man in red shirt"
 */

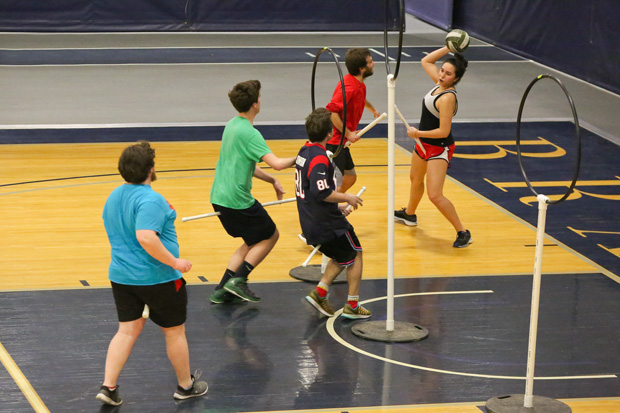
xmin=326 ymin=48 xmax=380 ymax=193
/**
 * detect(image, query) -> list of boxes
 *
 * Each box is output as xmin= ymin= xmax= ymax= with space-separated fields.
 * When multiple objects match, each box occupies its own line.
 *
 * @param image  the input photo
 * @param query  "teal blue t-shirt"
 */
xmin=103 ymin=184 xmax=182 ymax=286
xmin=210 ymin=116 xmax=272 ymax=209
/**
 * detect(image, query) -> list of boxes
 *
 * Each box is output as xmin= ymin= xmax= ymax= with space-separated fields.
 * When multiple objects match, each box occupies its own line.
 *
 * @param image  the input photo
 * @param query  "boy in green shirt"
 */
xmin=210 ymin=80 xmax=296 ymax=303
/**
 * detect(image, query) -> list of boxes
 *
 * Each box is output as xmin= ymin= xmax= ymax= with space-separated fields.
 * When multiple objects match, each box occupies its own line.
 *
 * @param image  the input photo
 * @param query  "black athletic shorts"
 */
xmin=213 ymin=200 xmax=277 ymax=246
xmin=111 ymin=278 xmax=187 ymax=328
xmin=318 ymin=229 xmax=362 ymax=266
xmin=325 ymin=144 xmax=355 ymax=174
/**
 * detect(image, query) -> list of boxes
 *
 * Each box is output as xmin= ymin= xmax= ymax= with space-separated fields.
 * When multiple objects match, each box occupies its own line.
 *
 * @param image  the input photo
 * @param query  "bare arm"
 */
xmin=253 ymin=164 xmax=271 ymax=182
xmin=323 ymin=191 xmax=363 ymax=210
xmin=421 ymin=46 xmax=451 ymax=83
xmin=253 ymin=164 xmax=287 ymax=200
xmin=261 ymin=152 xmax=296 ymax=171
xmin=136 ymin=229 xmax=192 ymax=273
xmin=330 ymin=112 xmax=359 ymax=143
xmin=365 ymin=100 xmax=381 ymax=118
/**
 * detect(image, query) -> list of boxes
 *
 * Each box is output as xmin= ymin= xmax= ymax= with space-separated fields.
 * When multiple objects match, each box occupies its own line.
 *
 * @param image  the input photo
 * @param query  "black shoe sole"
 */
xmin=394 ymin=217 xmax=417 ymax=226
xmin=453 ymin=238 xmax=473 ymax=248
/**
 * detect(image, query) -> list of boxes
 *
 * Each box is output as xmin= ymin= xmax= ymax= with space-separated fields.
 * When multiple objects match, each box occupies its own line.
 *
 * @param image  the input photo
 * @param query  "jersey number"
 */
xmin=294 ymin=169 xmax=305 ymax=199
xmin=316 ymin=179 xmax=329 ymax=191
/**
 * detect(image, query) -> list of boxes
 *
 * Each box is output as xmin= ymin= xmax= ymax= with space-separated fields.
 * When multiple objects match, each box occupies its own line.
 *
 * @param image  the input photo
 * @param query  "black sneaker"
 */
xmin=453 ymin=230 xmax=473 ymax=248
xmin=224 ymin=277 xmax=261 ymax=302
xmin=96 ymin=385 xmax=122 ymax=406
xmin=394 ymin=208 xmax=417 ymax=226
xmin=173 ymin=371 xmax=209 ymax=400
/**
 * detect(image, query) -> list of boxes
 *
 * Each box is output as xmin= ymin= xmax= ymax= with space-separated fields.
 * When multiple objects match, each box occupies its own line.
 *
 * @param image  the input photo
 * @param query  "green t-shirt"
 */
xmin=210 ymin=116 xmax=272 ymax=209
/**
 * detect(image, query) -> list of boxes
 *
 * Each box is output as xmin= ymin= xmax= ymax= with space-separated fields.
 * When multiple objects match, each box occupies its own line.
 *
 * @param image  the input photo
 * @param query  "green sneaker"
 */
xmin=209 ymin=288 xmax=244 ymax=304
xmin=305 ymin=290 xmax=335 ymax=317
xmin=341 ymin=303 xmax=372 ymax=319
xmin=224 ymin=277 xmax=260 ymax=302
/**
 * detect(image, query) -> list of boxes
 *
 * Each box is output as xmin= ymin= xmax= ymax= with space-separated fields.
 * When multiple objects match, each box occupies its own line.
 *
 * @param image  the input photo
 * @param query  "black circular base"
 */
xmin=289 ymin=265 xmax=347 ymax=283
xmin=351 ymin=321 xmax=428 ymax=343
xmin=486 ymin=394 xmax=571 ymax=413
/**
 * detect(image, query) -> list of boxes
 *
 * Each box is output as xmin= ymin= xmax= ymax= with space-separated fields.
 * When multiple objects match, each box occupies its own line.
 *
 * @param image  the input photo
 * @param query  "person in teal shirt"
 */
xmin=98 ymin=141 xmax=207 ymax=406
xmin=210 ymin=80 xmax=296 ymax=304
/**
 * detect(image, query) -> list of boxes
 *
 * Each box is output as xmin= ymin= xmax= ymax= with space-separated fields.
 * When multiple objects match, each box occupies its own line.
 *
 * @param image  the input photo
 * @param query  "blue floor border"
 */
xmin=0 ymin=123 xmax=388 ymax=144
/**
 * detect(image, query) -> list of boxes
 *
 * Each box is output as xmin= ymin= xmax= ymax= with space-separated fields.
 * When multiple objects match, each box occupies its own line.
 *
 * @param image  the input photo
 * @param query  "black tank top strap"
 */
xmin=433 ymin=89 xmax=458 ymax=116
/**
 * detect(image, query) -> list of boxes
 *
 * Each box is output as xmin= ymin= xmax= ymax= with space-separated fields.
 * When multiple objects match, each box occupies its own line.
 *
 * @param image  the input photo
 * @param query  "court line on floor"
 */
xmin=0 ymin=163 xmax=403 ymax=190
xmin=245 ymin=397 xmax=620 ymax=413
xmin=392 ymin=139 xmax=620 ymax=285
xmin=326 ymin=290 xmax=617 ymax=381
xmin=246 ymin=400 xmax=487 ymax=413
xmin=0 ymin=341 xmax=49 ymax=412
xmin=0 ymin=60 xmax=530 ymax=68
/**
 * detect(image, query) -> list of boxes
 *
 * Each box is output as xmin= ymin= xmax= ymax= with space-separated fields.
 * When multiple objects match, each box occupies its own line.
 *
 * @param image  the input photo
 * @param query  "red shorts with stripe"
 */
xmin=317 ymin=230 xmax=362 ymax=267
xmin=415 ymin=142 xmax=456 ymax=165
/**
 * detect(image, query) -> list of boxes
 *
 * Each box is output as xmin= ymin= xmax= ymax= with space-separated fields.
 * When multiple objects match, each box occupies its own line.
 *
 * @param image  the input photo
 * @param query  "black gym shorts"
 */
xmin=111 ymin=278 xmax=187 ymax=328
xmin=318 ymin=229 xmax=362 ymax=266
xmin=213 ymin=200 xmax=277 ymax=246
xmin=326 ymin=144 xmax=355 ymax=174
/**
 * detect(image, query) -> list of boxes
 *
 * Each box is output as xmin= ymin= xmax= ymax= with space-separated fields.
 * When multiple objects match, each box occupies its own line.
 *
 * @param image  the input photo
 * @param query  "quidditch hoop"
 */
xmin=311 ymin=47 xmax=347 ymax=159
xmin=516 ymin=74 xmax=581 ymax=205
xmin=383 ymin=0 xmax=404 ymax=80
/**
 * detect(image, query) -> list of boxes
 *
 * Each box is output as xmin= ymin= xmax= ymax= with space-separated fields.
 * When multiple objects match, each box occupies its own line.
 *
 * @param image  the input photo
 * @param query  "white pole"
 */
xmin=321 ymin=253 xmax=329 ymax=274
xmin=344 ymin=113 xmax=388 ymax=148
xmin=524 ymin=194 xmax=549 ymax=408
xmin=393 ymin=104 xmax=426 ymax=155
xmin=302 ymin=246 xmax=320 ymax=267
xmin=386 ymin=74 xmax=396 ymax=332
xmin=357 ymin=113 xmax=387 ymax=137
xmin=260 ymin=197 xmax=297 ymax=208
xmin=182 ymin=197 xmax=296 ymax=222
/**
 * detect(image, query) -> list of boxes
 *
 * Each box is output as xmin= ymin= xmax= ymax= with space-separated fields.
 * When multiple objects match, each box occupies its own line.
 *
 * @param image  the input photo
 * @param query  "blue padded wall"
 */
xmin=0 ymin=0 xmax=399 ymax=32
xmin=453 ymin=0 xmax=620 ymax=95
xmin=404 ymin=0 xmax=453 ymax=30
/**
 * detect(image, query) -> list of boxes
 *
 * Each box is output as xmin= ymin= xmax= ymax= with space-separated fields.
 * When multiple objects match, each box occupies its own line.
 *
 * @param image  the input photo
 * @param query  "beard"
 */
xmin=150 ymin=170 xmax=157 ymax=182
xmin=362 ymin=67 xmax=374 ymax=79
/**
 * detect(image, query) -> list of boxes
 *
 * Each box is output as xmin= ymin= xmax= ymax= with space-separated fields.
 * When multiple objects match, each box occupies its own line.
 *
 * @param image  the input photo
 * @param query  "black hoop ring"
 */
xmin=311 ymin=47 xmax=347 ymax=159
xmin=516 ymin=74 xmax=582 ymax=204
xmin=383 ymin=0 xmax=404 ymax=80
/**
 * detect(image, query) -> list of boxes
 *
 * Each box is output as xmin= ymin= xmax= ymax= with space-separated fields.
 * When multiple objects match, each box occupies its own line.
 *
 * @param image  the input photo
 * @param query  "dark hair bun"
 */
xmin=454 ymin=53 xmax=468 ymax=69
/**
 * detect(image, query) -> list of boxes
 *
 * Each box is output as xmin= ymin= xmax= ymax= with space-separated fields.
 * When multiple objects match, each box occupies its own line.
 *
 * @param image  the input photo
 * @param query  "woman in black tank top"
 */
xmin=394 ymin=46 xmax=473 ymax=248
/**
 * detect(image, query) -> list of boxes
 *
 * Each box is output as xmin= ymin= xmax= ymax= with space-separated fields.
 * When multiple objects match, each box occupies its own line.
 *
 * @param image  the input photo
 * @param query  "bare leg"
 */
xmin=406 ymin=153 xmax=427 ymax=215
xmin=103 ymin=318 xmax=146 ymax=387
xmin=339 ymin=173 xmax=357 ymax=193
xmin=225 ymin=228 xmax=279 ymax=271
xmin=426 ymin=160 xmax=465 ymax=232
xmin=345 ymin=252 xmax=363 ymax=296
xmin=161 ymin=324 xmax=192 ymax=389
xmin=244 ymin=228 xmax=279 ymax=267
xmin=319 ymin=258 xmax=346 ymax=287
xmin=226 ymin=243 xmax=250 ymax=273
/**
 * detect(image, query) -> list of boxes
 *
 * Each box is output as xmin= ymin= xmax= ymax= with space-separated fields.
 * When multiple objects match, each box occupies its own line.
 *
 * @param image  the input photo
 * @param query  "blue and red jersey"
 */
xmin=294 ymin=142 xmax=352 ymax=245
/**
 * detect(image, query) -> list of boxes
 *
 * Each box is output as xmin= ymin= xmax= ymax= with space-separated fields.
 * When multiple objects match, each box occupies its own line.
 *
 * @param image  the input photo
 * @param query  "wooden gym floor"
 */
xmin=1 ymin=16 xmax=619 ymax=413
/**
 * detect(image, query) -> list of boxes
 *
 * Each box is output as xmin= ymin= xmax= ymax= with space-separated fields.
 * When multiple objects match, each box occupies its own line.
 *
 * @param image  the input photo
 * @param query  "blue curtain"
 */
xmin=0 ymin=0 xmax=399 ymax=32
xmin=404 ymin=0 xmax=453 ymax=30
xmin=453 ymin=0 xmax=620 ymax=94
